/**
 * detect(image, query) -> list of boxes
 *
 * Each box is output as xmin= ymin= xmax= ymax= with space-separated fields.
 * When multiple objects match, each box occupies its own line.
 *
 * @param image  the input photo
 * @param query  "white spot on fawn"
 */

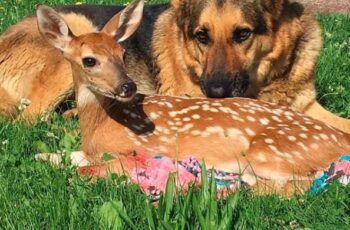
xmin=212 ymin=102 xmax=222 ymax=107
xmin=319 ymin=133 xmax=329 ymax=140
xmin=248 ymin=109 xmax=256 ymax=114
xmin=286 ymin=116 xmax=293 ymax=121
xmin=247 ymin=116 xmax=256 ymax=122
xmin=277 ymin=130 xmax=286 ymax=135
xmin=205 ymin=126 xmax=224 ymax=135
xmin=260 ymin=118 xmax=270 ymax=125
xmin=134 ymin=141 xmax=142 ymax=146
xmin=297 ymin=142 xmax=308 ymax=151
xmin=245 ymin=128 xmax=256 ymax=136
xmin=272 ymin=116 xmax=282 ymax=122
xmin=192 ymin=114 xmax=200 ymax=119
xmin=264 ymin=138 xmax=274 ymax=144
xmin=284 ymin=111 xmax=294 ymax=117
xmin=178 ymin=124 xmax=194 ymax=132
xmin=330 ymin=134 xmax=338 ymax=142
xmin=169 ymin=111 xmax=178 ymax=117
xmin=191 ymin=130 xmax=201 ymax=136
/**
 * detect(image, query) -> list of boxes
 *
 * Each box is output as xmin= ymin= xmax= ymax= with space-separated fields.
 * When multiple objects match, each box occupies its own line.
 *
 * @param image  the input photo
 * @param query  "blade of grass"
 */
xmin=145 ymin=200 xmax=156 ymax=230
xmin=162 ymin=173 xmax=175 ymax=223
xmin=110 ymin=200 xmax=137 ymax=230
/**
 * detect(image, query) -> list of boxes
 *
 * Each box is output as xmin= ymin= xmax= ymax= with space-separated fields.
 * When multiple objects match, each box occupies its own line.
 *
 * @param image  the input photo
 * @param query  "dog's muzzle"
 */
xmin=200 ymin=72 xmax=249 ymax=98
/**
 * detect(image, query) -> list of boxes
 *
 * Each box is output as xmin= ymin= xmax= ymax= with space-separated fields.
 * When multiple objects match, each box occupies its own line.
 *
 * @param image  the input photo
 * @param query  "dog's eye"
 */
xmin=82 ymin=57 xmax=97 ymax=67
xmin=233 ymin=28 xmax=252 ymax=43
xmin=195 ymin=30 xmax=210 ymax=45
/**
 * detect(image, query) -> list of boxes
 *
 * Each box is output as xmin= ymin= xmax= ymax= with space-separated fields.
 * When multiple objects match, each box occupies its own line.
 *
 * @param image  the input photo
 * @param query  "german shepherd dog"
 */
xmin=0 ymin=0 xmax=349 ymax=133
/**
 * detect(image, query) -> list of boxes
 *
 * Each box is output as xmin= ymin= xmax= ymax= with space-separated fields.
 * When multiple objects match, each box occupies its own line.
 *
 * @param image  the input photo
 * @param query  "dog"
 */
xmin=0 ymin=0 xmax=349 ymax=133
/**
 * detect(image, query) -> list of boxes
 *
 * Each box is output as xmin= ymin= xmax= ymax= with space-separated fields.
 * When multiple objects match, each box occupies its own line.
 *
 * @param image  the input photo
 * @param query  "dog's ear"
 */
xmin=258 ymin=0 xmax=284 ymax=18
xmin=170 ymin=0 xmax=186 ymax=11
xmin=102 ymin=0 xmax=144 ymax=42
xmin=37 ymin=5 xmax=74 ymax=50
xmin=170 ymin=0 xmax=196 ymax=13
xmin=170 ymin=0 xmax=199 ymax=29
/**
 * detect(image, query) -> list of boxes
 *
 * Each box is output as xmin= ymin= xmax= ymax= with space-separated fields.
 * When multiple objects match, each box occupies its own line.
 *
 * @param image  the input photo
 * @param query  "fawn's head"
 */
xmin=37 ymin=0 xmax=144 ymax=102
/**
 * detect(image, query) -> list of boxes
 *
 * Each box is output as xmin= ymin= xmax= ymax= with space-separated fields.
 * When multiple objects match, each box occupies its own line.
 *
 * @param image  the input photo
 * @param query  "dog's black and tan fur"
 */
xmin=0 ymin=0 xmax=349 ymax=133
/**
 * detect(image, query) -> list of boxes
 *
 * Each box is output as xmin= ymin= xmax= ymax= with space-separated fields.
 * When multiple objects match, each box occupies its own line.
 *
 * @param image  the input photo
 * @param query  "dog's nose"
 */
xmin=209 ymin=85 xmax=225 ymax=98
xmin=119 ymin=81 xmax=137 ymax=98
xmin=200 ymin=71 xmax=249 ymax=98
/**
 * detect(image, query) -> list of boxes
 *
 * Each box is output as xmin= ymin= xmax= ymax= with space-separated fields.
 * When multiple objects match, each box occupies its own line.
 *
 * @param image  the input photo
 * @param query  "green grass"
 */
xmin=0 ymin=0 xmax=350 ymax=229
xmin=315 ymin=14 xmax=350 ymax=118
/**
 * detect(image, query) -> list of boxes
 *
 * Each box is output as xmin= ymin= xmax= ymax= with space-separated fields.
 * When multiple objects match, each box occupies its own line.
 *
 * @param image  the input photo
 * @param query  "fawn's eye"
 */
xmin=82 ymin=57 xmax=97 ymax=67
xmin=195 ymin=29 xmax=210 ymax=45
xmin=122 ymin=50 xmax=127 ymax=62
xmin=233 ymin=28 xmax=252 ymax=43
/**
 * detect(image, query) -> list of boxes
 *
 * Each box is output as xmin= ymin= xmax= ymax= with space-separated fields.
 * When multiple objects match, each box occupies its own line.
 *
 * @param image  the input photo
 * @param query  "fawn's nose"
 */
xmin=119 ymin=81 xmax=137 ymax=98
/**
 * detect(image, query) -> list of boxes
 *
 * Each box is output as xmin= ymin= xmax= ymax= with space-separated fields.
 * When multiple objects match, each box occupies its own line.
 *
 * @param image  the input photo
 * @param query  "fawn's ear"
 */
xmin=102 ymin=0 xmax=144 ymax=42
xmin=36 ymin=5 xmax=73 ymax=50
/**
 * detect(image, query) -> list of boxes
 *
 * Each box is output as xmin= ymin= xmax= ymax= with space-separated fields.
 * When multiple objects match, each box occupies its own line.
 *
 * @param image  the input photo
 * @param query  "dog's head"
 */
xmin=171 ymin=0 xmax=300 ymax=98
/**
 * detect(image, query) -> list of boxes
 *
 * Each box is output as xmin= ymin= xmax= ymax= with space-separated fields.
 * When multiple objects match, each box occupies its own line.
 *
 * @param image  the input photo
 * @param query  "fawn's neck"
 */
xmin=72 ymin=67 xmax=115 ymax=136
xmin=71 ymin=66 xmax=149 ymax=139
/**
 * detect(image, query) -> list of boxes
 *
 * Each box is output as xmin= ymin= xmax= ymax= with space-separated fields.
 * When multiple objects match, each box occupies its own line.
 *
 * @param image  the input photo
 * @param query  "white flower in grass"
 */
xmin=46 ymin=132 xmax=58 ymax=139
xmin=325 ymin=32 xmax=332 ymax=38
xmin=2 ymin=140 xmax=9 ymax=145
xmin=40 ymin=111 xmax=51 ymax=122
xmin=339 ymin=175 xmax=350 ymax=186
xmin=17 ymin=98 xmax=31 ymax=111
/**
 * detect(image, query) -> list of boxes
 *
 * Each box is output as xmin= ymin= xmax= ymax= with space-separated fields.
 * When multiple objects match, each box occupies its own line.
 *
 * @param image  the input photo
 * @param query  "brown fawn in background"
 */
xmin=36 ymin=0 xmax=350 ymax=194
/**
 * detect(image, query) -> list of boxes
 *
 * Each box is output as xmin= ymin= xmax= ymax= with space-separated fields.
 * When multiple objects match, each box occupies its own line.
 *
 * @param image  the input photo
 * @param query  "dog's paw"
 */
xmin=62 ymin=108 xmax=79 ymax=119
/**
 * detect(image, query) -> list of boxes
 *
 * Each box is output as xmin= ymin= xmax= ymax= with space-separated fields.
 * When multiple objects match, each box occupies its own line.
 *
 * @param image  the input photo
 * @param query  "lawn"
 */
xmin=0 ymin=0 xmax=350 ymax=229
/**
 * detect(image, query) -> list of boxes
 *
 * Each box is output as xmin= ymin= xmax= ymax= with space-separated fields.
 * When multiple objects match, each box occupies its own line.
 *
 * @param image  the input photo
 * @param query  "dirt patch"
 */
xmin=296 ymin=0 xmax=350 ymax=13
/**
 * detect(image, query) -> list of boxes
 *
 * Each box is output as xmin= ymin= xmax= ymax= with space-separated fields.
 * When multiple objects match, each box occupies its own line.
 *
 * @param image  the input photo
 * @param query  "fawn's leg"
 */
xmin=77 ymin=155 xmax=149 ymax=177
xmin=243 ymin=134 xmax=316 ymax=194
xmin=35 ymin=151 xmax=90 ymax=167
xmin=0 ymin=86 xmax=18 ymax=118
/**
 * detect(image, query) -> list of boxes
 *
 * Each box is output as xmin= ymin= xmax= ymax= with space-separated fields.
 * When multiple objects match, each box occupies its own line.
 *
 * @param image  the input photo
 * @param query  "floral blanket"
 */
xmin=130 ymin=155 xmax=350 ymax=200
